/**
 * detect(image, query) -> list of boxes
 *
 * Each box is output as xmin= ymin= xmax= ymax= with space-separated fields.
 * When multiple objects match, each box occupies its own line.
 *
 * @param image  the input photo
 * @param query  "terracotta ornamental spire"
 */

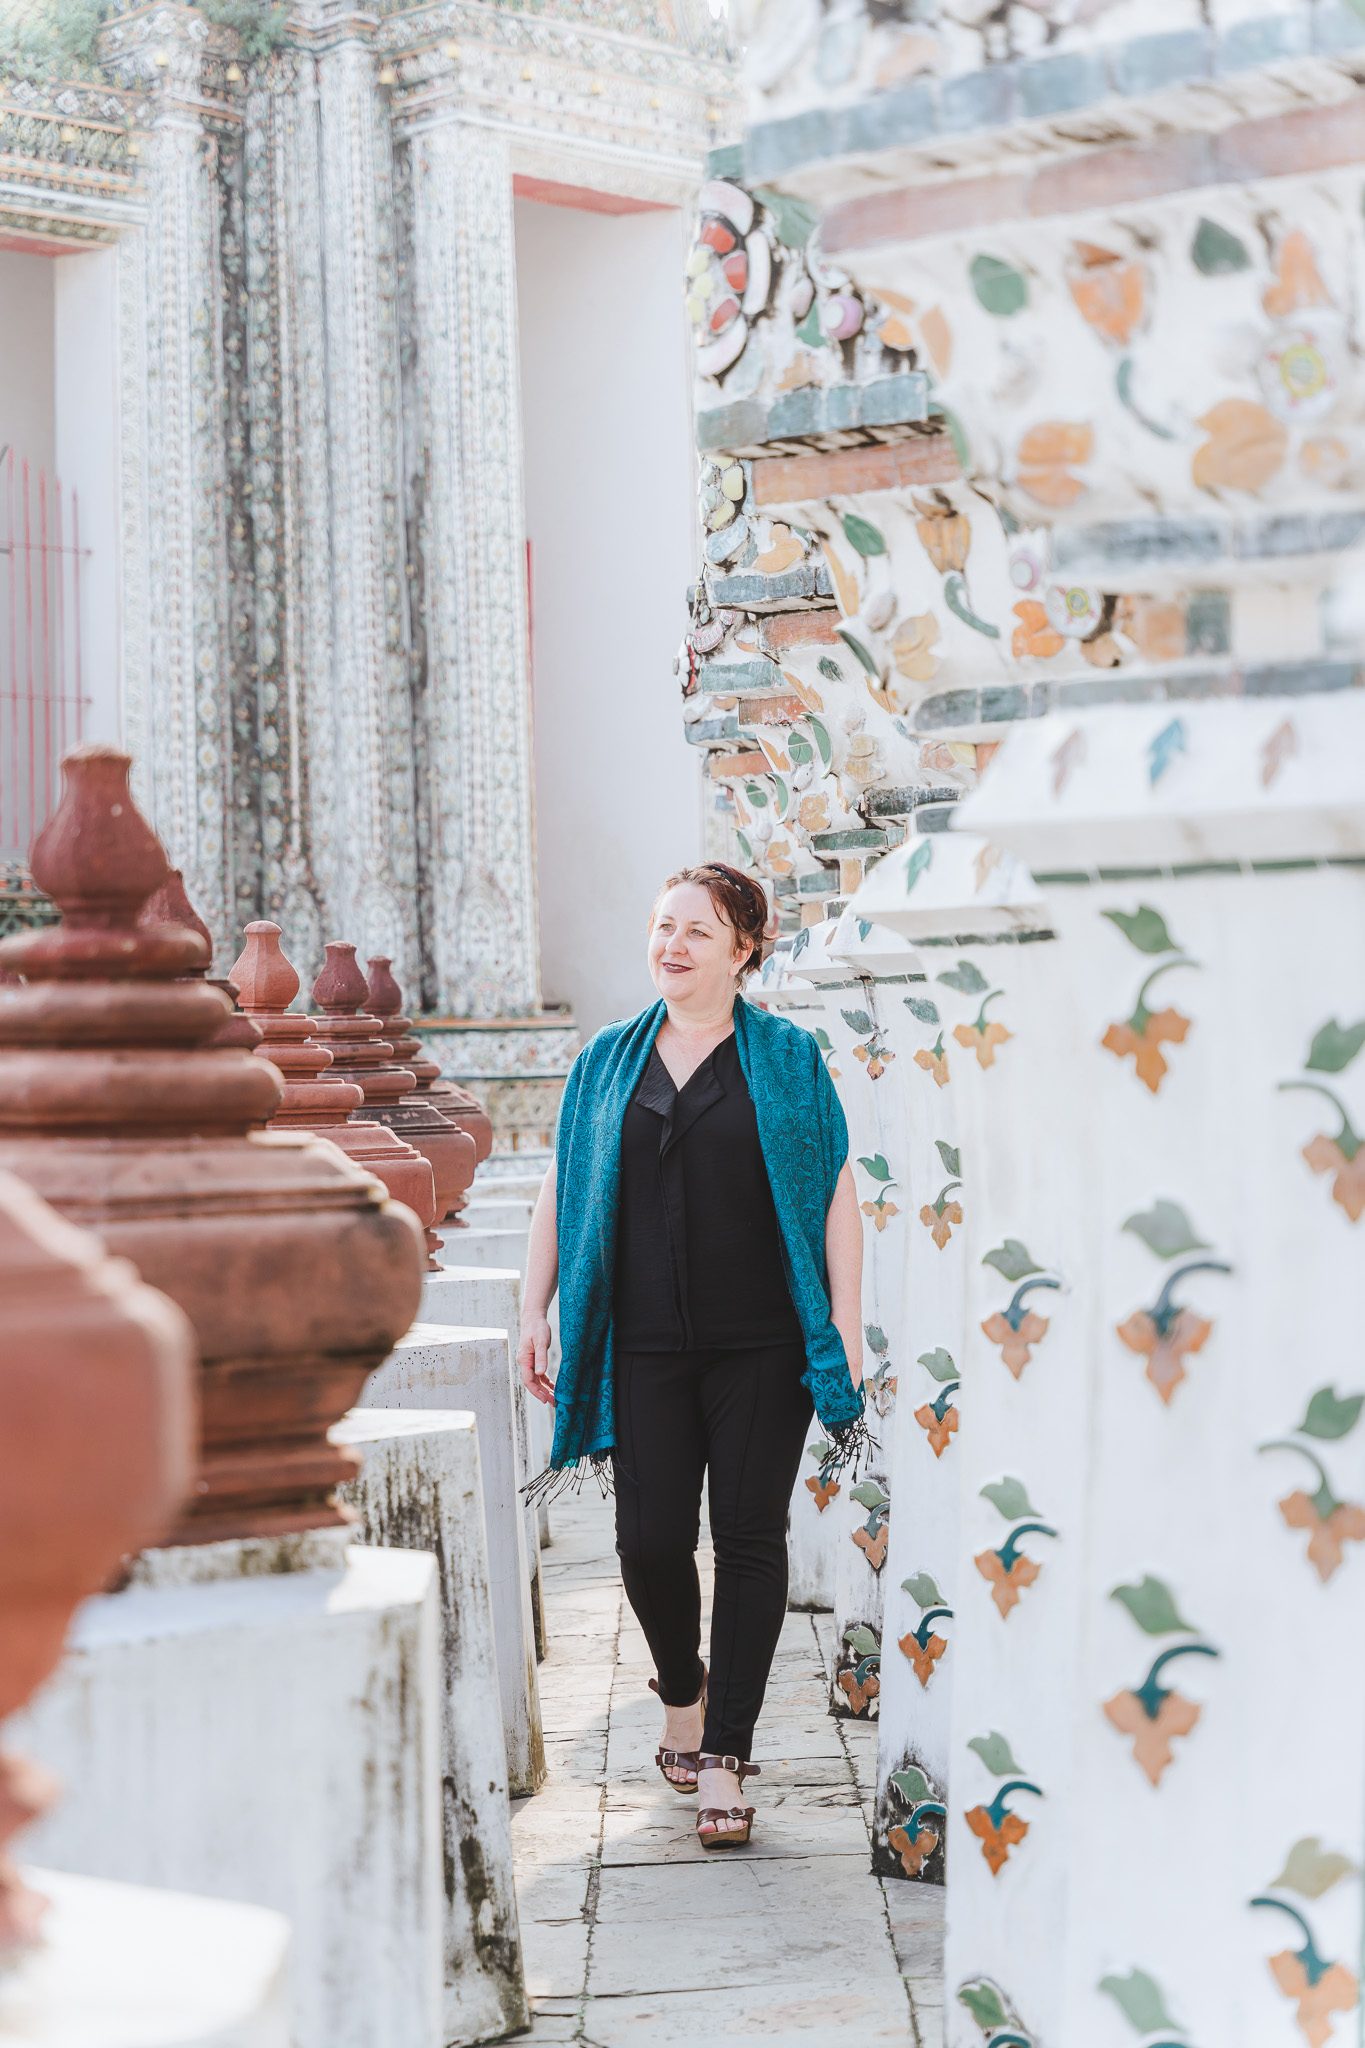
xmin=0 ymin=1167 xmax=195 ymax=1952
xmin=0 ymin=744 xmax=424 ymax=1544
xmin=309 ymin=941 xmax=474 ymax=1267
xmin=138 ymin=867 xmax=262 ymax=1052
xmin=229 ymin=921 xmax=439 ymax=1234
xmin=364 ymin=955 xmax=484 ymax=1224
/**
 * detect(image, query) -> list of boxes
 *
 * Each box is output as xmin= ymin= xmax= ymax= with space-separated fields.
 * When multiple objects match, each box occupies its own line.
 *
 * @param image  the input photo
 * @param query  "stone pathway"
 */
xmin=509 ymin=1488 xmax=944 ymax=2045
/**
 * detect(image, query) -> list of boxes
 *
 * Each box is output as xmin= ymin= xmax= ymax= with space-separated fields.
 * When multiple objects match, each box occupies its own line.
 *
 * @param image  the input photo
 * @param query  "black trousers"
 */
xmin=612 ymin=1341 xmax=813 ymax=1761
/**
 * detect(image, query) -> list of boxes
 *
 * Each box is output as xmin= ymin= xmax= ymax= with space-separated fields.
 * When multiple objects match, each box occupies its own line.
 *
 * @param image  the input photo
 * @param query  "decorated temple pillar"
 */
xmin=402 ymin=103 xmax=540 ymax=1022
xmin=931 ymin=692 xmax=1365 ymax=2046
xmin=98 ymin=6 xmax=242 ymax=953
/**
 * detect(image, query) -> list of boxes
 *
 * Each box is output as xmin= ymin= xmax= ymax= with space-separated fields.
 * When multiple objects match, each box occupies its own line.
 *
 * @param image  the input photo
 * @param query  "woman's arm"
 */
xmin=516 ymin=1165 xmax=559 ymax=1405
xmin=825 ymin=1159 xmax=864 ymax=1391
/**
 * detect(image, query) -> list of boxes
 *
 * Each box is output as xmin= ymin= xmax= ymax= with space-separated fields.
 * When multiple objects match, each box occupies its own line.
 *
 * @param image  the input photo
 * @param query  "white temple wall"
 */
xmin=54 ymin=247 xmax=121 ymax=747
xmin=515 ymin=196 xmax=702 ymax=1037
xmin=0 ymin=253 xmax=54 ymax=475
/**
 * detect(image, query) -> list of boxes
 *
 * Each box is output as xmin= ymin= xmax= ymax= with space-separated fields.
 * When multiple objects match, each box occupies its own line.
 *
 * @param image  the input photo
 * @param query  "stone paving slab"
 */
xmin=510 ymin=1490 xmax=943 ymax=2044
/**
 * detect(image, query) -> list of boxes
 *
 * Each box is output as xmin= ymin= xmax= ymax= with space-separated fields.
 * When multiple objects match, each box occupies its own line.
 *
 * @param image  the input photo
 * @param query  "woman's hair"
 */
xmin=652 ymin=863 xmax=770 ymax=974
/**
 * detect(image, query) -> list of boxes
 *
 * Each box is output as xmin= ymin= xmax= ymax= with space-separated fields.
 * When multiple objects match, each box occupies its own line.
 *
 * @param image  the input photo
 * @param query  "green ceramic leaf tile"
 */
xmin=905 ymin=839 xmax=933 ymax=893
xmin=1306 ymin=1018 xmax=1365 ymax=1074
xmin=817 ymin=656 xmax=843 ymax=683
xmin=902 ymin=1572 xmax=945 ymax=1608
xmin=806 ymin=1439 xmax=831 ymax=1465
xmin=794 ymin=300 xmax=825 ymax=349
xmin=754 ymin=187 xmax=817 ymax=248
xmin=1098 ymin=1969 xmax=1177 ymax=2035
xmin=982 ymin=1239 xmax=1042 ymax=1281
xmin=858 ymin=1153 xmax=895 ymax=1182
xmin=1110 ymin=1574 xmax=1195 ymax=1636
xmin=1102 ymin=903 xmax=1178 ymax=954
xmin=970 ymin=252 xmax=1027 ymax=316
xmin=944 ymin=571 xmax=1000 ymax=636
xmin=842 ymin=511 xmax=887 ymax=557
xmin=917 ymin=1347 xmax=958 ymax=1382
xmin=844 ymin=1622 xmax=880 ymax=1657
xmin=1121 ymin=1200 xmax=1210 ymax=1259
xmin=967 ymin=1730 xmax=1023 ymax=1777
xmin=841 ymin=1008 xmax=874 ymax=1033
xmin=980 ymin=1476 xmax=1036 ymax=1521
xmin=865 ymin=1323 xmax=889 ymax=1353
xmin=937 ymin=960 xmax=989 ymax=994
xmin=1269 ymin=1837 xmax=1360 ymax=1899
xmin=905 ymin=995 xmax=940 ymax=1024
xmin=935 ymin=1139 xmax=961 ymax=1178
xmin=837 ymin=627 xmax=880 ymax=677
xmin=959 ymin=1984 xmax=1009 ymax=2030
xmin=1298 ymin=1386 xmax=1365 ymax=1441
xmin=849 ymin=1480 xmax=890 ymax=1511
xmin=1191 ymin=216 xmax=1251 ymax=275
xmin=890 ymin=1766 xmax=931 ymax=1806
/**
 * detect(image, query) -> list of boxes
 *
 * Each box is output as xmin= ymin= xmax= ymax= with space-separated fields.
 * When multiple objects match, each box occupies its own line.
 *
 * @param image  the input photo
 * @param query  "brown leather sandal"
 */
xmin=696 ymin=1754 xmax=760 ymax=1849
xmin=650 ymin=1667 xmax=707 ymax=1794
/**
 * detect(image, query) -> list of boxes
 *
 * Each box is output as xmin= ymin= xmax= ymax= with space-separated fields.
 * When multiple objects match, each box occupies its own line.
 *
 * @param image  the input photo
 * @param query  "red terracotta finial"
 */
xmin=233 ymin=921 xmax=302 ymax=1015
xmin=308 ymin=941 xmax=470 ymax=1266
xmin=139 ymin=869 xmax=262 ymax=1050
xmin=0 ymin=1166 xmax=195 ymax=1954
xmin=365 ymin=955 xmax=403 ymax=1019
xmin=312 ymin=941 xmax=371 ymax=1017
xmin=366 ymin=952 xmax=493 ymax=1180
xmin=0 ymin=747 xmax=424 ymax=1544
xmin=15 ymin=745 xmax=205 ymax=982
xmin=227 ymin=921 xmax=440 ymax=1252
xmin=137 ymin=867 xmax=213 ymax=973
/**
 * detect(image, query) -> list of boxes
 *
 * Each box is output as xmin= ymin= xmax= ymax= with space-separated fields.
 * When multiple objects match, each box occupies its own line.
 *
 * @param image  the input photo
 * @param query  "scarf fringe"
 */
xmin=521 ymin=1452 xmax=615 ymax=1511
xmin=819 ymin=1411 xmax=879 ymax=1485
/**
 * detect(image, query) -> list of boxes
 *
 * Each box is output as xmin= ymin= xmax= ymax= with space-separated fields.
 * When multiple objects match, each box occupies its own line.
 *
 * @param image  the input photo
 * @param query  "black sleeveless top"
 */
xmin=611 ymin=1032 xmax=802 ymax=1352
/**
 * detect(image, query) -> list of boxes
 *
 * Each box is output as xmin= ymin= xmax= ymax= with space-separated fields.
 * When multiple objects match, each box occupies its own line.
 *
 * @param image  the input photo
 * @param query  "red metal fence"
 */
xmin=1 ymin=446 xmax=87 ymax=862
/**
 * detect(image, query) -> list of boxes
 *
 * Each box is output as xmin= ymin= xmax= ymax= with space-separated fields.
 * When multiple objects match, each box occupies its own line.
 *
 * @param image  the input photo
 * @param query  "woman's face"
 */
xmin=648 ymin=882 xmax=747 ymax=1006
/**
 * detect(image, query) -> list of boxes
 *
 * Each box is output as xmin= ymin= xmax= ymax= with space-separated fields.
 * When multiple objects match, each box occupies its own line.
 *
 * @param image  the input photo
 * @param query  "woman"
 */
xmin=517 ymin=863 xmax=866 ymax=1850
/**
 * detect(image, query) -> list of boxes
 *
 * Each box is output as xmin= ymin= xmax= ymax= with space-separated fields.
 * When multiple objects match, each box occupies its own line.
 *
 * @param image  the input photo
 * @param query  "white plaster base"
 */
xmin=418 ymin=1267 xmax=546 ymax=1652
xmin=362 ymin=1325 xmax=546 ymax=1794
xmin=9 ymin=1548 xmax=443 ymax=2048
xmin=459 ymin=1199 xmax=533 ymax=1232
xmin=1 ymin=1867 xmax=290 ymax=2047
xmin=438 ymin=1228 xmax=529 ymax=1274
xmin=334 ymin=1411 xmax=528 ymax=2045
xmin=787 ymin=1457 xmax=836 ymax=1612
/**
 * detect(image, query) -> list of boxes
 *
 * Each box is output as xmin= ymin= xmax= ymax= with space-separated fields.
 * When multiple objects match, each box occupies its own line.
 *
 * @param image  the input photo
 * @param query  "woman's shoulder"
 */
xmin=737 ymin=996 xmax=823 ymax=1069
xmin=571 ymin=1004 xmax=664 ymax=1077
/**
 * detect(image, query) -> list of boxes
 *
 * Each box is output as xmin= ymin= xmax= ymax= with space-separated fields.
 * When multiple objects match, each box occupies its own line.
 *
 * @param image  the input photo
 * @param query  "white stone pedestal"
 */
xmin=362 ymin=1325 xmax=546 ymax=1793
xmin=9 ymin=1540 xmax=443 ymax=2048
xmin=438 ymin=1228 xmax=529 ymax=1274
xmin=417 ymin=1267 xmax=546 ymax=1656
xmin=334 ymin=1410 xmax=528 ymax=2045
xmin=1 ymin=1867 xmax=290 ymax=2046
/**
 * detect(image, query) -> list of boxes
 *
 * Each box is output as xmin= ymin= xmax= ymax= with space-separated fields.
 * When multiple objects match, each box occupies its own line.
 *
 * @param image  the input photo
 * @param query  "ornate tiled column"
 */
xmin=100 ymin=7 xmax=242 ymax=957
xmin=404 ymin=103 xmax=540 ymax=1019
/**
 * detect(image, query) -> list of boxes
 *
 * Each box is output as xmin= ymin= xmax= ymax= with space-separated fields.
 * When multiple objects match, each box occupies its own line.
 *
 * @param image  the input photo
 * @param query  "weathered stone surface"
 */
xmin=13 ymin=1543 xmax=444 ymax=2048
xmin=336 ymin=1409 xmax=529 ymax=2045
xmin=362 ymin=1325 xmax=546 ymax=1796
xmin=0 ymin=1869 xmax=290 ymax=2045
xmin=0 ymin=1170 xmax=195 ymax=1955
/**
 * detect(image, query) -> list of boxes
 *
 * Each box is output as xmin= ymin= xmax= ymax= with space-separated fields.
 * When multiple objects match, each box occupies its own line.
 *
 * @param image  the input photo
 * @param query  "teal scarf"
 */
xmin=542 ymin=995 xmax=866 ymax=1490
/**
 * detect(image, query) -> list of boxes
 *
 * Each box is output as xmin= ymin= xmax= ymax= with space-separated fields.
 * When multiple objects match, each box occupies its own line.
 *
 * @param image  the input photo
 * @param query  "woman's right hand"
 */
xmin=517 ymin=1317 xmax=555 ymax=1405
